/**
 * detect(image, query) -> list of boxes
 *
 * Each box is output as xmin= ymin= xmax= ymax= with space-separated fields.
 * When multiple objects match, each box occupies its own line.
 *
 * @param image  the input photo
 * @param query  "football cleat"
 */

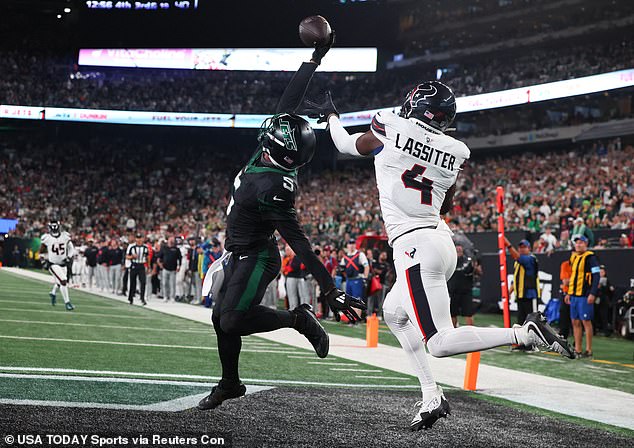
xmin=198 ymin=383 xmax=246 ymax=410
xmin=521 ymin=312 xmax=575 ymax=359
xmin=50 ymin=293 xmax=56 ymax=306
xmin=65 ymin=302 xmax=75 ymax=311
xmin=292 ymin=304 xmax=329 ymax=358
xmin=410 ymin=387 xmax=451 ymax=431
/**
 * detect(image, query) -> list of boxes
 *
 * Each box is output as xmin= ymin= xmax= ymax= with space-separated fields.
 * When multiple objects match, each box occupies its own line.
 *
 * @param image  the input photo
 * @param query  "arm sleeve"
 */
xmin=275 ymin=62 xmax=318 ymax=114
xmin=275 ymin=218 xmax=335 ymax=292
xmin=327 ymin=115 xmax=365 ymax=156
xmin=588 ymin=255 xmax=601 ymax=296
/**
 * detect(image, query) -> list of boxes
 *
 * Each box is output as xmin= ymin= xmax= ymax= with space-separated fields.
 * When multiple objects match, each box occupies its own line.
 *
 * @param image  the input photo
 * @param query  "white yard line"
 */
xmin=0 ymin=384 xmax=273 ymax=412
xmin=307 ymin=361 xmax=358 ymax=366
xmin=0 ymin=319 xmax=209 ymax=334
xmin=525 ymin=356 xmax=565 ymax=363
xmin=0 ymin=373 xmax=215 ymax=387
xmin=0 ymin=335 xmax=302 ymax=355
xmin=0 ymin=369 xmax=419 ymax=390
xmin=584 ymin=364 xmax=628 ymax=374
xmin=355 ymin=375 xmax=410 ymax=381
xmin=0 ymin=307 xmax=153 ymax=319
xmin=0 ymin=299 xmax=114 ymax=309
xmin=329 ymin=368 xmax=382 ymax=373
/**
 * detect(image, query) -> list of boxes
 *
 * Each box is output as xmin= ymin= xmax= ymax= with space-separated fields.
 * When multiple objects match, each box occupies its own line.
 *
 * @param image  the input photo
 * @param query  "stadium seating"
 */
xmin=2 ymin=135 xmax=632 ymax=250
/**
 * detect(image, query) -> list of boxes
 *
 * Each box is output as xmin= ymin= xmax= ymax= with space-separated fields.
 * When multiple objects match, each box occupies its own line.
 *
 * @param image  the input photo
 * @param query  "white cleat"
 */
xmin=410 ymin=386 xmax=451 ymax=431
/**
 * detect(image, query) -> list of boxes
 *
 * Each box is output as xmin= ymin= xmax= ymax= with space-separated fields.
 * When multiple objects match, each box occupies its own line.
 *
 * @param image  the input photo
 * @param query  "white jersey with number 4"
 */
xmin=41 ymin=232 xmax=74 ymax=265
xmin=370 ymin=111 xmax=470 ymax=245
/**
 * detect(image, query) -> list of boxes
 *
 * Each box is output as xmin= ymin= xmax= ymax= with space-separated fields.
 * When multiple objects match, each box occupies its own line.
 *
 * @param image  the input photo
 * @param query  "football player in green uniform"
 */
xmin=198 ymin=31 xmax=365 ymax=411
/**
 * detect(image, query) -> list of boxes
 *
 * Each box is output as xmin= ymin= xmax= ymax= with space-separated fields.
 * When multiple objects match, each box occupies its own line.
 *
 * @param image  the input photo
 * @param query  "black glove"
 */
xmin=322 ymin=287 xmax=366 ymax=323
xmin=301 ymin=91 xmax=339 ymax=124
xmin=311 ymin=30 xmax=336 ymax=65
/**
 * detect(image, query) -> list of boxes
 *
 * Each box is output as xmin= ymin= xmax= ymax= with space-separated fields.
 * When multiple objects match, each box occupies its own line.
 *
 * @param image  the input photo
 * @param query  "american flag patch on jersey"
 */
xmin=424 ymin=110 xmax=435 ymax=120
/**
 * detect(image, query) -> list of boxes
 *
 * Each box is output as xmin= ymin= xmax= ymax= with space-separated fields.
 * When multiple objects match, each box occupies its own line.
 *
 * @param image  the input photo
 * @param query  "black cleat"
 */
xmin=198 ymin=383 xmax=246 ymax=410
xmin=410 ymin=392 xmax=451 ymax=431
xmin=523 ymin=312 xmax=575 ymax=359
xmin=293 ymin=304 xmax=329 ymax=358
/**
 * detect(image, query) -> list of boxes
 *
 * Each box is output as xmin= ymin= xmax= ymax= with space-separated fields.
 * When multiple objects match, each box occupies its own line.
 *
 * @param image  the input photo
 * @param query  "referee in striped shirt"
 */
xmin=126 ymin=232 xmax=150 ymax=305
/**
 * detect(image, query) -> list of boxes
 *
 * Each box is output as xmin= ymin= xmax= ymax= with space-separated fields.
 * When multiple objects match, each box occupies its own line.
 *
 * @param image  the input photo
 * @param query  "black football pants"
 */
xmin=212 ymin=241 xmax=295 ymax=384
xmin=128 ymin=265 xmax=146 ymax=303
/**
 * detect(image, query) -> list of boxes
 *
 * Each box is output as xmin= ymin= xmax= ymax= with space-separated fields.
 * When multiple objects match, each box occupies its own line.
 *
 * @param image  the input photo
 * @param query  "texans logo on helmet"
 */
xmin=416 ymin=84 xmax=437 ymax=101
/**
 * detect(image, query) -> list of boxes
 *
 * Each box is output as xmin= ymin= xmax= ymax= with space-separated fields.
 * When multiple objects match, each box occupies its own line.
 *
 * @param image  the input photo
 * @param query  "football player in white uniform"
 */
xmin=40 ymin=221 xmax=75 ymax=311
xmin=305 ymin=82 xmax=574 ymax=430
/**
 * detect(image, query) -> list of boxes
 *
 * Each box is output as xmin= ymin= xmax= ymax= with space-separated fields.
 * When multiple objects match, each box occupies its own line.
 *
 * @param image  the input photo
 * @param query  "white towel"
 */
xmin=201 ymin=251 xmax=232 ymax=301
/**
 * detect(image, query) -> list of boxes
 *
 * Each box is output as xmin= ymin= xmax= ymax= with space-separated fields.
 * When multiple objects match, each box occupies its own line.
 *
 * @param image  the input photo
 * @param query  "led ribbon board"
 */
xmin=78 ymin=48 xmax=378 ymax=72
xmin=2 ymin=68 xmax=633 ymax=128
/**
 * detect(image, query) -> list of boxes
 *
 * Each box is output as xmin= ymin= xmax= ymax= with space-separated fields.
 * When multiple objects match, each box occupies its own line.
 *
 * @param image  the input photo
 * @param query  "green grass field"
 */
xmin=322 ymin=311 xmax=634 ymax=394
xmin=1 ymin=269 xmax=633 ymax=438
xmin=0 ymin=270 xmax=420 ymax=409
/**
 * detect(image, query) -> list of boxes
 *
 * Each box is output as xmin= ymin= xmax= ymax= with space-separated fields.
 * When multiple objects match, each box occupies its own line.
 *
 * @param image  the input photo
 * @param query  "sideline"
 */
xmin=3 ymin=267 xmax=634 ymax=429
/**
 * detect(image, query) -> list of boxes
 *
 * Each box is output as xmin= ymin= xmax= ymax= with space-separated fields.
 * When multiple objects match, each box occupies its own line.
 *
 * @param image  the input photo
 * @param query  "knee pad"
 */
xmin=60 ymin=280 xmax=67 ymax=286
xmin=383 ymin=310 xmax=409 ymax=334
xmin=425 ymin=330 xmax=451 ymax=358
xmin=219 ymin=311 xmax=246 ymax=335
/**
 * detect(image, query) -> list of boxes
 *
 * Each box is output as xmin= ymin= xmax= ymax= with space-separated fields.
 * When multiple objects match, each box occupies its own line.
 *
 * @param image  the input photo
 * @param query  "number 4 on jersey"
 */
xmin=402 ymin=164 xmax=434 ymax=205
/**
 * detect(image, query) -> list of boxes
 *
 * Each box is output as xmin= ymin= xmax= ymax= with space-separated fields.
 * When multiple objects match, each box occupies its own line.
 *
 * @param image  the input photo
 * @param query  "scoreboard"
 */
xmin=84 ymin=1 xmax=198 ymax=10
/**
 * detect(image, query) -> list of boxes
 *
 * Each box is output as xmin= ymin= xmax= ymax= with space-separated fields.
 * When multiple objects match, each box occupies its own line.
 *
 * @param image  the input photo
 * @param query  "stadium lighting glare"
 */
xmin=56 ymin=14 xmax=62 ymax=19
xmin=64 ymin=8 xmax=71 ymax=13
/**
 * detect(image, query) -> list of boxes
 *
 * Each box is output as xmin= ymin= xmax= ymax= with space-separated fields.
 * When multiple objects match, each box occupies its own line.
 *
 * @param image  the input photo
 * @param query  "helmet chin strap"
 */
xmin=261 ymin=149 xmax=294 ymax=171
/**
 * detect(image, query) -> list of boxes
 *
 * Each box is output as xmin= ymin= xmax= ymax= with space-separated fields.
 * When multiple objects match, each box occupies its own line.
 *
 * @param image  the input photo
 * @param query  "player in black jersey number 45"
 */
xmin=198 ymin=29 xmax=365 ymax=411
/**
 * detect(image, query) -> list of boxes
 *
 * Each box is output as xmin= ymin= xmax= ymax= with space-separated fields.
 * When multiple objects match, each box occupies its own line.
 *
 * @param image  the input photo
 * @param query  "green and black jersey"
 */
xmin=224 ymin=148 xmax=335 ymax=293
xmin=225 ymin=148 xmax=298 ymax=251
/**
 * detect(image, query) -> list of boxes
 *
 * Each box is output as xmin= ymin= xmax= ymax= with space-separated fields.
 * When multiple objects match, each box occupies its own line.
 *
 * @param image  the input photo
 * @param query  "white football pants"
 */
xmin=383 ymin=228 xmax=515 ymax=399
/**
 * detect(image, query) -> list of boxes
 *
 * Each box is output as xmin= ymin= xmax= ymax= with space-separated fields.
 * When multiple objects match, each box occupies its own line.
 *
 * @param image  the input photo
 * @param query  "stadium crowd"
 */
xmin=453 ymin=138 xmax=634 ymax=241
xmin=0 ymin=34 xmax=631 ymax=120
xmin=400 ymin=0 xmax=632 ymax=57
xmin=2 ymin=136 xmax=633 ymax=251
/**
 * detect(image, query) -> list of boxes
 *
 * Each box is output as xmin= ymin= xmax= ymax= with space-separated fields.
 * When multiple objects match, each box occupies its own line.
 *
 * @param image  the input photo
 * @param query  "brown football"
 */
xmin=299 ymin=15 xmax=332 ymax=47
